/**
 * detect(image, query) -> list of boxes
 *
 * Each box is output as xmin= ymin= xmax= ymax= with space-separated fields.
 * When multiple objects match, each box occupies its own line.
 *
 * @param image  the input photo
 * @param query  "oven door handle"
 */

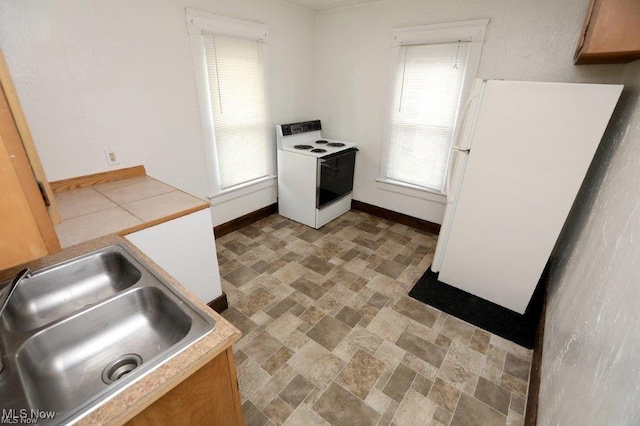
xmin=320 ymin=161 xmax=339 ymax=172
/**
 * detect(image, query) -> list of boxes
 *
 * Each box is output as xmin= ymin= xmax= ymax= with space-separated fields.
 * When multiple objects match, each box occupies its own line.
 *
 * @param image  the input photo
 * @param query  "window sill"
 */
xmin=376 ymin=178 xmax=447 ymax=204
xmin=208 ymin=176 xmax=277 ymax=205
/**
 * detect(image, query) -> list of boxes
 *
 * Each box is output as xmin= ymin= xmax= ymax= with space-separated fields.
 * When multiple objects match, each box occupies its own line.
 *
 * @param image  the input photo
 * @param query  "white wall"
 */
xmin=0 ymin=0 xmax=316 ymax=224
xmin=538 ymin=60 xmax=640 ymax=424
xmin=0 ymin=0 xmax=629 ymax=227
xmin=314 ymin=0 xmax=625 ymax=224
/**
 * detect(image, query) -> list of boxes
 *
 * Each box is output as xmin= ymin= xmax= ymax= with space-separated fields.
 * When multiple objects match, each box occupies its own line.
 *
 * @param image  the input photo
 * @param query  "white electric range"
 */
xmin=276 ymin=120 xmax=358 ymax=229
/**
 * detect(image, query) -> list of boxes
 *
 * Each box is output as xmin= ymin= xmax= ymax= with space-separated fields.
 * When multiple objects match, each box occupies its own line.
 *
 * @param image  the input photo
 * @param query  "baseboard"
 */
xmin=525 ymin=273 xmax=548 ymax=425
xmin=214 ymin=203 xmax=278 ymax=238
xmin=351 ymin=200 xmax=441 ymax=235
xmin=207 ymin=292 xmax=229 ymax=313
xmin=50 ymin=165 xmax=147 ymax=193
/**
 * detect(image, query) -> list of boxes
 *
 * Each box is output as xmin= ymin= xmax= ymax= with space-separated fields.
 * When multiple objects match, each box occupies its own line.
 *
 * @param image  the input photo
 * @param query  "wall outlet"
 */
xmin=104 ymin=148 xmax=120 ymax=166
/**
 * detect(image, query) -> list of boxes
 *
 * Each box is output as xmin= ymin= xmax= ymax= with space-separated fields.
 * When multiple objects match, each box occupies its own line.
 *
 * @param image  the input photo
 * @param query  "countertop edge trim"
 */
xmin=117 ymin=202 xmax=210 ymax=235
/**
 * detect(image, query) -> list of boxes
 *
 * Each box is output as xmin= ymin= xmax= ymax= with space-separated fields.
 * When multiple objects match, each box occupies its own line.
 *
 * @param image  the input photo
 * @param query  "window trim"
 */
xmin=186 ymin=9 xmax=275 ymax=200
xmin=378 ymin=19 xmax=489 ymax=197
xmin=186 ymin=9 xmax=268 ymax=40
xmin=375 ymin=178 xmax=447 ymax=204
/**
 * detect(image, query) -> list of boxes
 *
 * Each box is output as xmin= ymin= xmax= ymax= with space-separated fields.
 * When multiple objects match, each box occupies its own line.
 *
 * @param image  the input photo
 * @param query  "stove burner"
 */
xmin=294 ymin=145 xmax=313 ymax=150
xmin=311 ymin=148 xmax=327 ymax=153
xmin=315 ymin=140 xmax=328 ymax=145
xmin=327 ymin=142 xmax=345 ymax=147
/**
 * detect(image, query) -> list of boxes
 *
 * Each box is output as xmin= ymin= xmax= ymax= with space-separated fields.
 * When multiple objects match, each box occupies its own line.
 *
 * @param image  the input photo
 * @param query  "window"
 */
xmin=203 ymin=35 xmax=271 ymax=189
xmin=187 ymin=10 xmax=274 ymax=196
xmin=379 ymin=20 xmax=488 ymax=195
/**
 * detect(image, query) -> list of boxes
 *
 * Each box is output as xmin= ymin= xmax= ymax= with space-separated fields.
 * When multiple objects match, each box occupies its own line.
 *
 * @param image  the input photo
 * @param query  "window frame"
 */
xmin=377 ymin=19 xmax=489 ymax=200
xmin=186 ymin=9 xmax=275 ymax=201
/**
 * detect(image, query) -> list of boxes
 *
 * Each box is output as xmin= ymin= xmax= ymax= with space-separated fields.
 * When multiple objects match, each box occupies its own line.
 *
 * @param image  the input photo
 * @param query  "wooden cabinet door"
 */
xmin=126 ymin=348 xmax=244 ymax=425
xmin=575 ymin=0 xmax=640 ymax=64
xmin=0 ymin=47 xmax=60 ymax=224
xmin=0 ymin=133 xmax=50 ymax=269
xmin=0 ymin=84 xmax=59 ymax=270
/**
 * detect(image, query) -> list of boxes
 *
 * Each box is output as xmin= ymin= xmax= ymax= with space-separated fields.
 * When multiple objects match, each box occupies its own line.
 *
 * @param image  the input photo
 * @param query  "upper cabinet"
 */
xmin=574 ymin=0 xmax=640 ymax=64
xmin=0 ymin=48 xmax=60 ymax=270
xmin=0 ymin=84 xmax=60 ymax=270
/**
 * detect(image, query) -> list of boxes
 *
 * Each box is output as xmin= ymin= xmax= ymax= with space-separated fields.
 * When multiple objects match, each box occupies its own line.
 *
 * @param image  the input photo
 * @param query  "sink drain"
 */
xmin=102 ymin=354 xmax=143 ymax=384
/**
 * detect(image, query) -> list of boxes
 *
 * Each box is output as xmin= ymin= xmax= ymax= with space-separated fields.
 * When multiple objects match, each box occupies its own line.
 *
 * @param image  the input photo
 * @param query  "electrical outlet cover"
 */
xmin=104 ymin=148 xmax=120 ymax=166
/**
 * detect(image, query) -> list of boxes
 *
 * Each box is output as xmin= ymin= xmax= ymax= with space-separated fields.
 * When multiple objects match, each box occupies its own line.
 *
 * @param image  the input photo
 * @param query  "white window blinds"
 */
xmin=203 ymin=34 xmax=273 ymax=190
xmin=386 ymin=42 xmax=469 ymax=192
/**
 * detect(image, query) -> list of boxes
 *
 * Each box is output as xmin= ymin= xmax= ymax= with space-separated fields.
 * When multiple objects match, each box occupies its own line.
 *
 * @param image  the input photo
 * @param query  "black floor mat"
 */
xmin=408 ymin=267 xmax=545 ymax=349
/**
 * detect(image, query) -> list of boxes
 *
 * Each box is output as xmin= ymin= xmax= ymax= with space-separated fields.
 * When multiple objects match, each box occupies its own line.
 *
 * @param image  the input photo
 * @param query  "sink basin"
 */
xmin=17 ymin=287 xmax=192 ymax=413
xmin=3 ymin=247 xmax=141 ymax=332
xmin=0 ymin=244 xmax=216 ymax=424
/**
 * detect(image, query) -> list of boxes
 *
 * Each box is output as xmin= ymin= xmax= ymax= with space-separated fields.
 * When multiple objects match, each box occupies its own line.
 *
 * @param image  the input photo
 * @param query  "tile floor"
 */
xmin=218 ymin=211 xmax=532 ymax=426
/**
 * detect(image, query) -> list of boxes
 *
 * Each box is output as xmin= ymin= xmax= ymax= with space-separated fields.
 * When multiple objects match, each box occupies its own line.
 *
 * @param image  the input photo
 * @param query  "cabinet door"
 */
xmin=0 ymin=49 xmax=60 ymax=270
xmin=0 ymin=47 xmax=61 ymax=224
xmin=575 ymin=0 xmax=640 ymax=64
xmin=0 ymin=133 xmax=50 ymax=269
xmin=126 ymin=348 xmax=243 ymax=425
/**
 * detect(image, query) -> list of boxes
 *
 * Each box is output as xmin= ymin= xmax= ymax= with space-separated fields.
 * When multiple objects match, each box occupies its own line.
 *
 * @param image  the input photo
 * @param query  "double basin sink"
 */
xmin=0 ymin=245 xmax=216 ymax=424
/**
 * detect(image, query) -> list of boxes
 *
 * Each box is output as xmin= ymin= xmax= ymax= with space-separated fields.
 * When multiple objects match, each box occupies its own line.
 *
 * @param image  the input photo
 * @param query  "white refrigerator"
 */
xmin=431 ymin=79 xmax=622 ymax=314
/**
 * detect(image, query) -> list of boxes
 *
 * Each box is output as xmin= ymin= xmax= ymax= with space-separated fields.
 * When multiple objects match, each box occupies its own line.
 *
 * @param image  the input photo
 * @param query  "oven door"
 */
xmin=316 ymin=148 xmax=358 ymax=209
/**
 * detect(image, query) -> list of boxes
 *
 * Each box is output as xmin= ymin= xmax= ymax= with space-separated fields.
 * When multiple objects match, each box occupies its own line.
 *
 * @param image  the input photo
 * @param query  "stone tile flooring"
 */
xmin=219 ymin=211 xmax=532 ymax=426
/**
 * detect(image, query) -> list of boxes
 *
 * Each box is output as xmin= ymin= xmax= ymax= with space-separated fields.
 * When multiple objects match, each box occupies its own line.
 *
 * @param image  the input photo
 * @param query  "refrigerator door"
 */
xmin=432 ymin=79 xmax=485 ymax=272
xmin=438 ymin=80 xmax=622 ymax=314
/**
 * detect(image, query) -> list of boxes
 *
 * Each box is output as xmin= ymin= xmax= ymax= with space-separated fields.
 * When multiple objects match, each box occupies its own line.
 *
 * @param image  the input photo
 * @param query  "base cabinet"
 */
xmin=125 ymin=209 xmax=222 ymax=304
xmin=127 ymin=347 xmax=243 ymax=426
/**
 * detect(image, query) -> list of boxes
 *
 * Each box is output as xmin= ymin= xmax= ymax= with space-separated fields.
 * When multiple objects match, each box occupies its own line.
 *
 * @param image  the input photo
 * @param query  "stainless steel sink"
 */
xmin=3 ymin=247 xmax=141 ymax=332
xmin=0 ymin=245 xmax=216 ymax=425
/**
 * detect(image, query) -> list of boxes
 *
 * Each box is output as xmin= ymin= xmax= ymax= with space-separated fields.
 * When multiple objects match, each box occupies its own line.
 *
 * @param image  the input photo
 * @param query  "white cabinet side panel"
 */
xmin=277 ymin=150 xmax=317 ymax=228
xmin=439 ymin=81 xmax=622 ymax=313
xmin=126 ymin=209 xmax=221 ymax=303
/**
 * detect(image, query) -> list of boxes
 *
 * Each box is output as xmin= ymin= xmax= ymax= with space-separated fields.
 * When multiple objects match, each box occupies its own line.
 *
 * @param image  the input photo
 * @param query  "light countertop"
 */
xmin=53 ymin=175 xmax=209 ymax=248
xmin=0 ymin=234 xmax=241 ymax=425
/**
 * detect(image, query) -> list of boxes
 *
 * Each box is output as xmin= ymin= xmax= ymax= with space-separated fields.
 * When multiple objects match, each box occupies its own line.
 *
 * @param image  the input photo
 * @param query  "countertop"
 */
xmin=53 ymin=175 xmax=210 ymax=248
xmin=0 ymin=234 xmax=241 ymax=425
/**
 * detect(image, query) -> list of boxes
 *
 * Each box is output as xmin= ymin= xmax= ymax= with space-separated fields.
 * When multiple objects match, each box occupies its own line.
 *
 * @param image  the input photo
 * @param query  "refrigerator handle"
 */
xmin=445 ymin=95 xmax=477 ymax=195
xmin=444 ymin=151 xmax=455 ymax=197
xmin=451 ymin=95 xmax=478 ymax=151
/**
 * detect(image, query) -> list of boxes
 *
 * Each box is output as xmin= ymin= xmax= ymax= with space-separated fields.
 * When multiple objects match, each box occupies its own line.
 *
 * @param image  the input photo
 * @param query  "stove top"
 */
xmin=276 ymin=120 xmax=356 ymax=158
xmin=282 ymin=136 xmax=355 ymax=158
